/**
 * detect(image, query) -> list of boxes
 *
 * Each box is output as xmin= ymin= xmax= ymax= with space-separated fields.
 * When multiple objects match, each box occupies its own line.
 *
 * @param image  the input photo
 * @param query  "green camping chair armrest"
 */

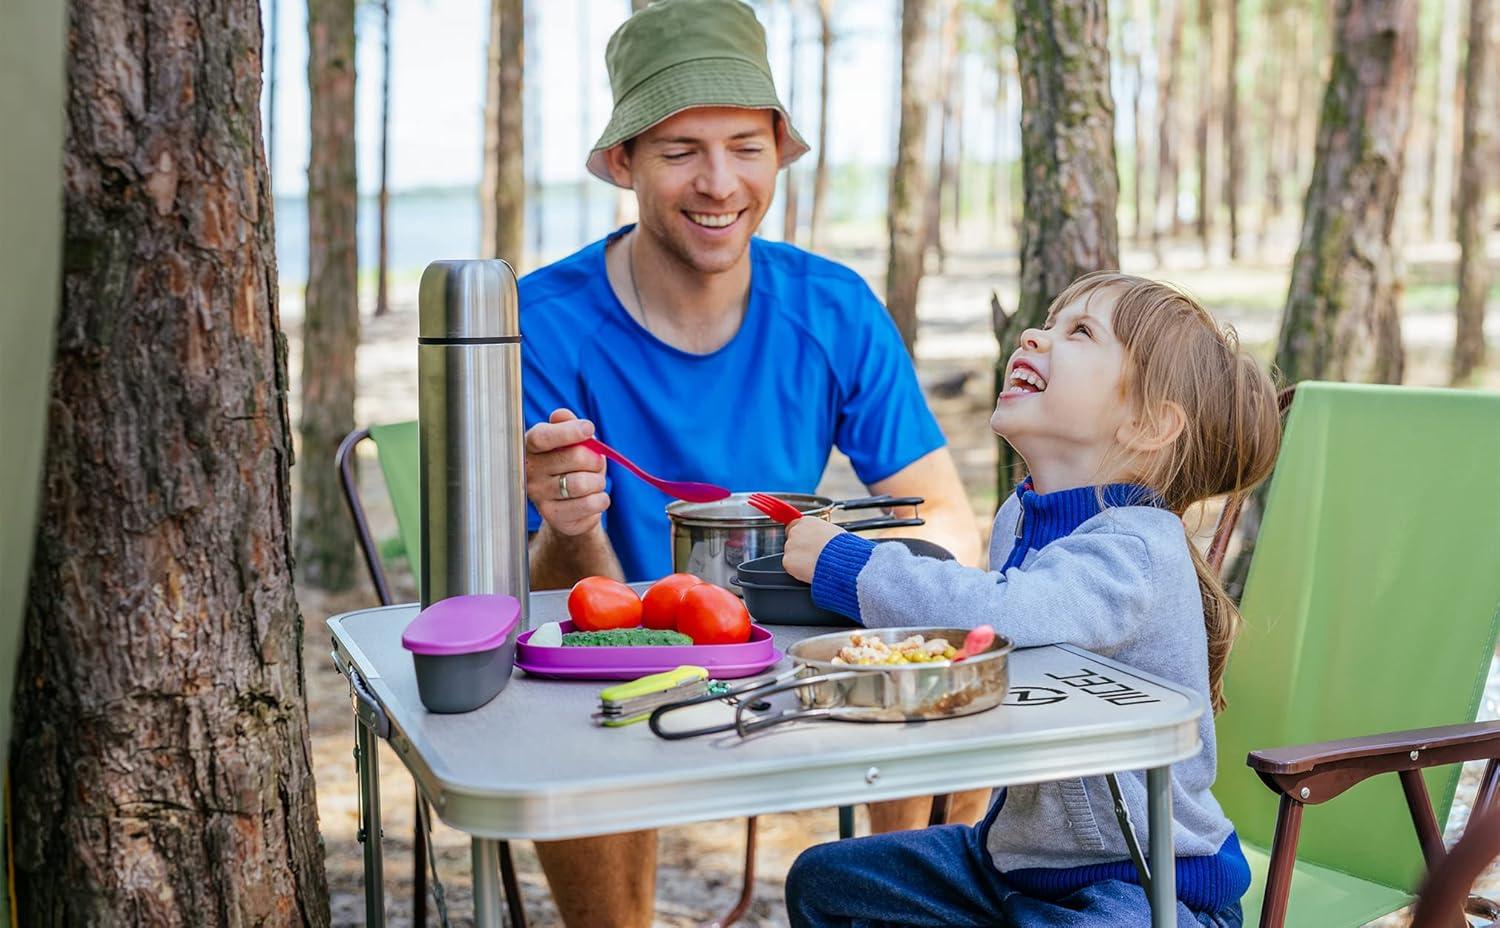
xmin=1248 ymin=719 xmax=1500 ymax=805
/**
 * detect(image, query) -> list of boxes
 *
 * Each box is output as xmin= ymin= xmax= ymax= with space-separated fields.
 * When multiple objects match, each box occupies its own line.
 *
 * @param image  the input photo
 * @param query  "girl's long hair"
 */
xmin=1046 ymin=272 xmax=1282 ymax=713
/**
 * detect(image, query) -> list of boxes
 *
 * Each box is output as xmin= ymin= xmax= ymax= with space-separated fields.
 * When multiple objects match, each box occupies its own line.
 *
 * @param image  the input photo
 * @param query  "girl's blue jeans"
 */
xmin=784 ymin=813 xmax=1244 ymax=928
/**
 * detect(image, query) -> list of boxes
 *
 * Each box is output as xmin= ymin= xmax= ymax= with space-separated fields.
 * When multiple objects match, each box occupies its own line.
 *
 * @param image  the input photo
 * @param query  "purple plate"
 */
xmin=514 ymin=622 xmax=782 ymax=680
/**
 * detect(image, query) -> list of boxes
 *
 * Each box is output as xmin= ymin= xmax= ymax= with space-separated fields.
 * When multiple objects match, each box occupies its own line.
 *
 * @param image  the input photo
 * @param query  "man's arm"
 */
xmin=529 ymin=523 xmax=625 ymax=590
xmin=867 ymin=447 xmax=981 ymax=567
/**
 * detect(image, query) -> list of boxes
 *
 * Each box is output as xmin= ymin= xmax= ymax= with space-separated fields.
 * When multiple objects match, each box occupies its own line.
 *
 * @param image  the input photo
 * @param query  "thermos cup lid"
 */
xmin=402 ymin=594 xmax=521 ymax=656
xmin=418 ymin=259 xmax=520 ymax=340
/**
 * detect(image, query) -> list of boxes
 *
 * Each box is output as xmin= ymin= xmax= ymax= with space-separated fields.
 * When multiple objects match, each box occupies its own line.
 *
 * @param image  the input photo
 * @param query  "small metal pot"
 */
xmin=667 ymin=493 xmax=923 ymax=591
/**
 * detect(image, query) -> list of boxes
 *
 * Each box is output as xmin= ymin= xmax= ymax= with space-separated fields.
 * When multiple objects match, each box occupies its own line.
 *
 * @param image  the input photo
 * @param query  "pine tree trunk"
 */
xmin=269 ymin=0 xmax=280 ymax=176
xmin=1153 ymin=0 xmax=1183 ymax=262
xmin=925 ymin=0 xmax=959 ymax=273
xmin=783 ymin=0 xmax=801 ymax=246
xmin=991 ymin=53 xmax=1012 ymax=244
xmin=1129 ymin=0 xmax=1149 ymax=244
xmin=1428 ymin=0 xmax=1463 ymax=242
xmin=1008 ymin=0 xmax=1120 ymax=487
xmin=482 ymin=0 xmax=525 ymax=262
xmin=885 ymin=0 xmax=936 ymax=355
xmin=298 ymin=0 xmax=360 ymax=591
xmin=1194 ymin=0 xmax=1215 ymax=255
xmin=612 ymin=0 xmax=649 ymax=229
xmin=1256 ymin=0 xmax=1283 ymax=252
xmin=13 ymin=0 xmax=331 ymax=921
xmin=1274 ymin=0 xmax=1418 ymax=385
xmin=809 ymin=0 xmax=833 ymax=250
xmin=1452 ymin=0 xmax=1495 ymax=383
xmin=375 ymin=0 xmax=393 ymax=317
xmin=1224 ymin=0 xmax=1240 ymax=259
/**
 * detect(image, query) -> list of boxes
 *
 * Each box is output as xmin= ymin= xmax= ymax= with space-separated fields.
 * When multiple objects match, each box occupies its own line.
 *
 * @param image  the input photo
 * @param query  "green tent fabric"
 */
xmin=1216 ymin=382 xmax=1500 ymax=926
xmin=367 ymin=421 xmax=423 ymax=582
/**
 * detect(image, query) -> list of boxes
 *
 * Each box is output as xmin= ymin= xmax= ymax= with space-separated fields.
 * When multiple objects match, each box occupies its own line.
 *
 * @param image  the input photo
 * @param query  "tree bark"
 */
xmin=925 ymin=0 xmax=959 ymax=273
xmin=885 ymin=0 xmax=936 ymax=355
xmin=1452 ymin=0 xmax=1495 ymax=383
xmin=1008 ymin=0 xmax=1120 ymax=487
xmin=375 ymin=0 xmax=393 ymax=317
xmin=809 ymin=0 xmax=834 ymax=250
xmin=1273 ymin=0 xmax=1418 ymax=385
xmin=783 ymin=0 xmax=801 ymax=246
xmin=482 ymin=0 xmax=525 ymax=262
xmin=1224 ymin=0 xmax=1240 ymax=259
xmin=1153 ymin=0 xmax=1183 ymax=262
xmin=298 ymin=0 xmax=360 ymax=591
xmin=1194 ymin=0 xmax=1215 ymax=256
xmin=1128 ymin=0 xmax=1149 ymax=244
xmin=14 ymin=0 xmax=331 ymax=922
xmin=1427 ymin=0 xmax=1463 ymax=242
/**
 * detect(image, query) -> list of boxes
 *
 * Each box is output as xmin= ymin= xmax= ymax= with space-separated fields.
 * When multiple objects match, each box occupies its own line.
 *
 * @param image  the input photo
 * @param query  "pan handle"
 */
xmin=838 ymin=516 xmax=925 ymax=533
xmin=834 ymin=495 xmax=925 ymax=511
xmin=647 ymin=667 xmax=799 ymax=740
xmin=730 ymin=669 xmax=870 ymax=736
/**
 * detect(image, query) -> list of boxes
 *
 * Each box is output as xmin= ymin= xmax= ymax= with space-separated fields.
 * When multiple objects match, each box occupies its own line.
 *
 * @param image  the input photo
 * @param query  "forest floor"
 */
xmin=288 ymin=229 xmax=1500 ymax=926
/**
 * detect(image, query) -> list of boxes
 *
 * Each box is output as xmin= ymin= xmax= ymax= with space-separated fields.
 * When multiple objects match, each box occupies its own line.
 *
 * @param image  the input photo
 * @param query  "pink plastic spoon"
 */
xmin=577 ymin=437 xmax=731 ymax=503
xmin=951 ymin=624 xmax=996 ymax=663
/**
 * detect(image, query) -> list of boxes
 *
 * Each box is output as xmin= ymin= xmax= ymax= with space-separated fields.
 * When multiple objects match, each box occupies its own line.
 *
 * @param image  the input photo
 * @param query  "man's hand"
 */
xmin=525 ymin=409 xmax=610 ymax=536
xmin=782 ymin=517 xmax=847 ymax=583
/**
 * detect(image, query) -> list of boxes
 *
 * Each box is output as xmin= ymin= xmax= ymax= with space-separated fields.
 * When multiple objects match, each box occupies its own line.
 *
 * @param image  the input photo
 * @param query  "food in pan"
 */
xmin=830 ymin=632 xmax=956 ymax=665
xmin=561 ymin=629 xmax=694 ymax=647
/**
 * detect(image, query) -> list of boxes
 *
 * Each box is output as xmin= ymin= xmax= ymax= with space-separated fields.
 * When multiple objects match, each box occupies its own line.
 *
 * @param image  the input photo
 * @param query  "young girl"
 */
xmin=779 ymin=272 xmax=1282 ymax=928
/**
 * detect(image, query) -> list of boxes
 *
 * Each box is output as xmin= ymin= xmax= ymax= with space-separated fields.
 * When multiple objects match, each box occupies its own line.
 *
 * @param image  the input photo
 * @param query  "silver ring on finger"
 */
xmin=558 ymin=473 xmax=570 ymax=500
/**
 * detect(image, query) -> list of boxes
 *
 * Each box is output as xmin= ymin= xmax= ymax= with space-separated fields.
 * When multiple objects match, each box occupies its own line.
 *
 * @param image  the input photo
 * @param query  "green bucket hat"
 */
xmin=586 ymin=0 xmax=810 ymax=187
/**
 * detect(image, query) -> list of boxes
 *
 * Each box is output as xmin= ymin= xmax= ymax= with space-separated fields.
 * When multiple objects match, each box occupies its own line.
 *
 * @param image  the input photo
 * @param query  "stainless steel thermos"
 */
xmin=416 ymin=259 xmax=530 ymax=624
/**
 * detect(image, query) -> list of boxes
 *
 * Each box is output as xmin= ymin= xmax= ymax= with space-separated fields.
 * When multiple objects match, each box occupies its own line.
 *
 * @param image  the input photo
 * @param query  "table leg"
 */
xmin=357 ymin=719 xmax=386 ymax=927
xmin=473 ymin=837 xmax=506 ymax=928
xmin=1146 ymin=766 xmax=1175 ymax=928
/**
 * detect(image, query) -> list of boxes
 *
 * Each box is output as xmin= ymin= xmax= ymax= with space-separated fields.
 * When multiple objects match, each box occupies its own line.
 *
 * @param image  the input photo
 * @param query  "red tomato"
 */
xmin=567 ymin=576 xmax=642 ymax=631
xmin=641 ymin=573 xmax=703 ymax=630
xmin=677 ymin=584 xmax=753 ymax=645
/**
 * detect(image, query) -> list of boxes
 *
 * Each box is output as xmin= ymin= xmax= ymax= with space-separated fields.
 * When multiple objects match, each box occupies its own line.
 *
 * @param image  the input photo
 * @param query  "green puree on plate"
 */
xmin=560 ymin=629 xmax=694 ymax=647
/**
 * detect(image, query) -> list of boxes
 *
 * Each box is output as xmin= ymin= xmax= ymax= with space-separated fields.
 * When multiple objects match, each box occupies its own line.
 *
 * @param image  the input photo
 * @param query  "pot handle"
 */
xmin=839 ymin=516 xmax=926 ymax=533
xmin=647 ymin=668 xmax=798 ymax=740
xmin=835 ymin=495 xmax=925 ymax=511
xmin=730 ymin=669 xmax=869 ymax=736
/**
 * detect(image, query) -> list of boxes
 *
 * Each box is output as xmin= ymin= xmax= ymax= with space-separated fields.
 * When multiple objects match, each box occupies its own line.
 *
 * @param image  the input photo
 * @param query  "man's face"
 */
xmin=607 ymin=107 xmax=779 ymax=274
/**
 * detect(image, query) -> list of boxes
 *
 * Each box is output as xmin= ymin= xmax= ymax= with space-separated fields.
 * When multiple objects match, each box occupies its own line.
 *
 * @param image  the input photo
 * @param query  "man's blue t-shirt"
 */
xmin=520 ymin=227 xmax=945 ymax=582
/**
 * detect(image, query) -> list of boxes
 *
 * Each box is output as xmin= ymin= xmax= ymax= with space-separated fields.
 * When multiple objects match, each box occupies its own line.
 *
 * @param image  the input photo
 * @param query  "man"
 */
xmin=518 ymin=1 xmax=986 ymax=924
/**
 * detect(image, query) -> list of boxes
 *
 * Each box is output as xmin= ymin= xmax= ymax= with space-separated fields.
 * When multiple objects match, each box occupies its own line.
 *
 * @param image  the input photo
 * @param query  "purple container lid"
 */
xmin=401 ymin=594 xmax=521 ymax=656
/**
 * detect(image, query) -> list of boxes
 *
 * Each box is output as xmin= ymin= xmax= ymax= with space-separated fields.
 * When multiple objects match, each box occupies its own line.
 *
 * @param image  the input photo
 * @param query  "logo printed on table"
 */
xmin=1005 ymin=685 xmax=1069 ymax=707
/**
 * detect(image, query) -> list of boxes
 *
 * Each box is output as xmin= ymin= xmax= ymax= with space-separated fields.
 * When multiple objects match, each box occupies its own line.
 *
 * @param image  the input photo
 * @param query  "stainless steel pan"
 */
xmin=648 ymin=626 xmax=1012 ymax=740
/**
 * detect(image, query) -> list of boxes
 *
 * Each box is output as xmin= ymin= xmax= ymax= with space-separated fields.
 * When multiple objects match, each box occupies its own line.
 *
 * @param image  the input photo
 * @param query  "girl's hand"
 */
xmin=782 ymin=518 xmax=847 ymax=583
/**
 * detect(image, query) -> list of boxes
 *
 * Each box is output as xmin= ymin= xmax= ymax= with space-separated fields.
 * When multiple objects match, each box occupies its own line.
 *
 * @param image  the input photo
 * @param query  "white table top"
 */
xmin=328 ymin=592 xmax=1205 ymax=840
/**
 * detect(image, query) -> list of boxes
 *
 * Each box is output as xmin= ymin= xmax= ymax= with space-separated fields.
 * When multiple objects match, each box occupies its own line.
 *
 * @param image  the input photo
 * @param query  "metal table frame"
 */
xmin=330 ymin=595 xmax=1205 ymax=928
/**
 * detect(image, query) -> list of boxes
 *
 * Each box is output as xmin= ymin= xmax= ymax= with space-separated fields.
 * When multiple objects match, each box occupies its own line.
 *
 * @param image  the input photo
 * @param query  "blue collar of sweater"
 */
xmin=998 ymin=478 xmax=1165 ymax=571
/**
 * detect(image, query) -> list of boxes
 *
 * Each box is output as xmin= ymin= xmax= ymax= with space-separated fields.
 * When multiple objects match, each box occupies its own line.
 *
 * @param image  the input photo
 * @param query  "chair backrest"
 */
xmin=1216 ymin=382 xmax=1500 ymax=893
xmin=367 ymin=420 xmax=422 ymax=583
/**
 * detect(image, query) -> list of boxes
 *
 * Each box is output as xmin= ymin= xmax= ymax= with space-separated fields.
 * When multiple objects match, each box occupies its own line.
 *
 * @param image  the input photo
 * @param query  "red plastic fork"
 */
xmin=576 ymin=438 xmax=730 ymax=503
xmin=747 ymin=492 xmax=805 ymax=526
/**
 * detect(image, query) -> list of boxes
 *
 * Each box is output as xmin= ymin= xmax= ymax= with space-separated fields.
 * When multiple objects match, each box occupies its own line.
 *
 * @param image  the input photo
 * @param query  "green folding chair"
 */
xmin=337 ymin=422 xmax=527 ymax=928
xmin=1209 ymin=382 xmax=1500 ymax=927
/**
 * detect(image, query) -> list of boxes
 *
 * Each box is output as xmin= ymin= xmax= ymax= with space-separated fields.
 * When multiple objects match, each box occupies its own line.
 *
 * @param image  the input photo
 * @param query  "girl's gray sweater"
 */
xmin=808 ymin=488 xmax=1249 ymax=909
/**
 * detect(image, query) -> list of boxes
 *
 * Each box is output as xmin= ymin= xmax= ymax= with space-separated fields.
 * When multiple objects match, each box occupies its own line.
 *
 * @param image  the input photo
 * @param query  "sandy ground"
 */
xmin=288 ymin=229 xmax=1500 ymax=926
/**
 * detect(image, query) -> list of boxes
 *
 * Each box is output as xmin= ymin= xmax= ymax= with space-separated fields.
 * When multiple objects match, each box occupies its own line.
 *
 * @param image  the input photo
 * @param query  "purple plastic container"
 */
xmin=401 ymin=594 xmax=521 ymax=713
xmin=514 ymin=621 xmax=782 ymax=680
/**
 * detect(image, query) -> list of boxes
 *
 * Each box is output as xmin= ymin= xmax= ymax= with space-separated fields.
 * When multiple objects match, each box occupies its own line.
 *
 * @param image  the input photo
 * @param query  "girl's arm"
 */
xmin=809 ymin=526 xmax=1156 ymax=653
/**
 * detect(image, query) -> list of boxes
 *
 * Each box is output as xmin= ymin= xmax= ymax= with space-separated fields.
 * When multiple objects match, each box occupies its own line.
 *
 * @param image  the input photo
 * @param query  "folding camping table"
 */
xmin=329 ymin=590 xmax=1206 ymax=928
